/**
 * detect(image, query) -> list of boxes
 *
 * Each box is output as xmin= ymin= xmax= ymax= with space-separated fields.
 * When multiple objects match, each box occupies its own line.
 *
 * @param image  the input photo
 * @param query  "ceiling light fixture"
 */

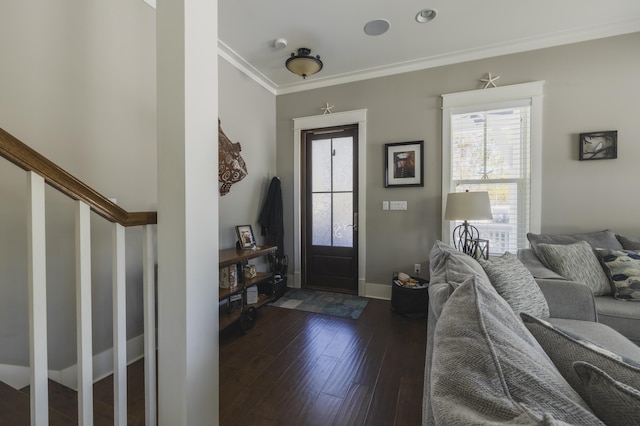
xmin=364 ymin=19 xmax=390 ymax=36
xmin=285 ymin=47 xmax=323 ymax=79
xmin=416 ymin=8 xmax=437 ymax=23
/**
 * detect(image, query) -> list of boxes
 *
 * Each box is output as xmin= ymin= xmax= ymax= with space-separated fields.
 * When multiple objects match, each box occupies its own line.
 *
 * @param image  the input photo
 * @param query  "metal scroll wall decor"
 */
xmin=218 ymin=119 xmax=248 ymax=196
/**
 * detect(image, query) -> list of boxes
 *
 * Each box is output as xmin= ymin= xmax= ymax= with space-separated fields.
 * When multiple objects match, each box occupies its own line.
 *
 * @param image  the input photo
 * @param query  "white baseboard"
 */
xmin=0 ymin=364 xmax=32 ymax=390
xmin=0 ymin=334 xmax=146 ymax=390
xmin=364 ymin=282 xmax=391 ymax=300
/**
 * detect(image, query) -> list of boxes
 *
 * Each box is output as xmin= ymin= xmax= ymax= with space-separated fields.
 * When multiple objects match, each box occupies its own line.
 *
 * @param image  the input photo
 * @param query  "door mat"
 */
xmin=269 ymin=288 xmax=369 ymax=319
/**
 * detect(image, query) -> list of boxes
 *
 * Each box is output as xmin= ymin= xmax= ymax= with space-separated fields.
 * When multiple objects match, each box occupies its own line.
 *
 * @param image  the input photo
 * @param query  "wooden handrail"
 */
xmin=0 ymin=128 xmax=157 ymax=226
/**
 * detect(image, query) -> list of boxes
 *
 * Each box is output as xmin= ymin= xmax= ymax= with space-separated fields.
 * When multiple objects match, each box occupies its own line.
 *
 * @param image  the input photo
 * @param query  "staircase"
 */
xmin=0 ymin=358 xmax=146 ymax=425
xmin=0 ymin=128 xmax=157 ymax=425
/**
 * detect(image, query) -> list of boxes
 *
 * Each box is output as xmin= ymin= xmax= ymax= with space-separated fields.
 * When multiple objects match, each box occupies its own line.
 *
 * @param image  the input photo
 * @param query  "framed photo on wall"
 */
xmin=385 ymin=141 xmax=424 ymax=187
xmin=579 ymin=130 xmax=617 ymax=161
xmin=235 ymin=225 xmax=256 ymax=249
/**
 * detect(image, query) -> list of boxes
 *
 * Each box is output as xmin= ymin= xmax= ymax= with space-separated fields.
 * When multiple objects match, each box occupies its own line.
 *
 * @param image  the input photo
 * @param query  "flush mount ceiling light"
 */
xmin=285 ymin=47 xmax=323 ymax=79
xmin=364 ymin=19 xmax=390 ymax=36
xmin=416 ymin=8 xmax=438 ymax=23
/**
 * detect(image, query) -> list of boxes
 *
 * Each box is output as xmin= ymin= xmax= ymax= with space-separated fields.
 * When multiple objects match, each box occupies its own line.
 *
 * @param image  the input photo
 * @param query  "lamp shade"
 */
xmin=285 ymin=48 xmax=323 ymax=79
xmin=444 ymin=191 xmax=493 ymax=221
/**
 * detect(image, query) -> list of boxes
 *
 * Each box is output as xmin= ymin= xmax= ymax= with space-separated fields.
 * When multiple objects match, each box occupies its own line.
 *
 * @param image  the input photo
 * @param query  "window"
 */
xmin=442 ymin=82 xmax=544 ymax=254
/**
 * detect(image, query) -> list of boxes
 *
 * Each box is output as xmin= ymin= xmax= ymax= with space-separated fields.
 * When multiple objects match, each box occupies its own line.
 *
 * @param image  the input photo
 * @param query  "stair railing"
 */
xmin=0 ymin=127 xmax=157 ymax=426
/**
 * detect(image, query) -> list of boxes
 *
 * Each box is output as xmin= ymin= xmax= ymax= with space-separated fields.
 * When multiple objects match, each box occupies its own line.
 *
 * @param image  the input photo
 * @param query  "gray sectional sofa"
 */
xmin=423 ymin=240 xmax=640 ymax=425
xmin=519 ymin=229 xmax=640 ymax=346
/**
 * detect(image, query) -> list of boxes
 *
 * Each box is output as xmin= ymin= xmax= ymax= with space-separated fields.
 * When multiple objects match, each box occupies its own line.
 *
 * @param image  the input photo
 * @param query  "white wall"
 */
xmin=0 ymin=0 xmax=277 ymax=372
xmin=0 ymin=0 xmax=156 ymax=370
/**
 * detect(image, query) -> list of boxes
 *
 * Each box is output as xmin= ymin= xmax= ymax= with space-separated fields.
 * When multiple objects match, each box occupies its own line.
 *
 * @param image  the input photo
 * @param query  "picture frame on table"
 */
xmin=579 ymin=130 xmax=617 ymax=161
xmin=235 ymin=225 xmax=256 ymax=249
xmin=384 ymin=141 xmax=424 ymax=187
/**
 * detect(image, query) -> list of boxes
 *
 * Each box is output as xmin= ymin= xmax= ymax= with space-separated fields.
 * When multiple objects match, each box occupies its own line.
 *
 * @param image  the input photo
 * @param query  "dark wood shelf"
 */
xmin=218 ymin=245 xmax=278 ymax=332
xmin=219 ymin=246 xmax=277 ymax=268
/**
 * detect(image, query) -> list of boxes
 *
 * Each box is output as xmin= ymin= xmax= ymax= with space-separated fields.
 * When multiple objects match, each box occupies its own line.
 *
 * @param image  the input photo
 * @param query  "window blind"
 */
xmin=449 ymin=100 xmax=531 ymax=253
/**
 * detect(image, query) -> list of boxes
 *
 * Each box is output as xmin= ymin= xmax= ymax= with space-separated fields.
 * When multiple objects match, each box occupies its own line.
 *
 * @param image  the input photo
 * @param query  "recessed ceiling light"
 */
xmin=416 ymin=8 xmax=437 ymax=23
xmin=364 ymin=19 xmax=390 ymax=36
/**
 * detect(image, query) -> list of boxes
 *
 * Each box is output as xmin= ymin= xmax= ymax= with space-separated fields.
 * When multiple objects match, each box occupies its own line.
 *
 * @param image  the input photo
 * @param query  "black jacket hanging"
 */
xmin=258 ymin=177 xmax=284 ymax=258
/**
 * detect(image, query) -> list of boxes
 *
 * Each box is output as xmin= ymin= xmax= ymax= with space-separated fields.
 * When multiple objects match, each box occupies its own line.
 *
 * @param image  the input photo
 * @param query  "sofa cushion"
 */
xmin=528 ymin=229 xmax=623 ymax=251
xmin=546 ymin=318 xmax=640 ymax=361
xmin=573 ymin=361 xmax=640 ymax=425
xmin=595 ymin=248 xmax=640 ymax=301
xmin=535 ymin=241 xmax=611 ymax=296
xmin=478 ymin=252 xmax=550 ymax=318
xmin=428 ymin=240 xmax=490 ymax=286
xmin=616 ymin=234 xmax=640 ymax=250
xmin=431 ymin=276 xmax=602 ymax=425
xmin=594 ymin=297 xmax=640 ymax=346
xmin=521 ymin=313 xmax=640 ymax=404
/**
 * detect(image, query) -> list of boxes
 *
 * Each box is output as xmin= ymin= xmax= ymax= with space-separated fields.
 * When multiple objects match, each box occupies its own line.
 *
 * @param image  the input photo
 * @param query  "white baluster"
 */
xmin=143 ymin=225 xmax=157 ymax=426
xmin=27 ymin=171 xmax=48 ymax=426
xmin=76 ymin=201 xmax=93 ymax=425
xmin=113 ymin=223 xmax=127 ymax=425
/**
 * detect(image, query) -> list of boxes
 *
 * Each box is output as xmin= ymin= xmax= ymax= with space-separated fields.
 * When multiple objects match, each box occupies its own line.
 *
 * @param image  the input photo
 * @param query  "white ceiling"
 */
xmin=218 ymin=0 xmax=640 ymax=95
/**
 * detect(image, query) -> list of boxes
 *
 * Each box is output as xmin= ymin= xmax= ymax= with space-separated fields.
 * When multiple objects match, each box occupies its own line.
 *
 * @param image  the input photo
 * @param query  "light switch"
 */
xmin=390 ymin=201 xmax=408 ymax=210
xmin=382 ymin=201 xmax=389 ymax=210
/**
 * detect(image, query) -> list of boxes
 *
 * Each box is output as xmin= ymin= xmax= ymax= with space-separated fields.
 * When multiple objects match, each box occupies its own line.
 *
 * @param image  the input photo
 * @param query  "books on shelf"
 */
xmin=219 ymin=264 xmax=238 ymax=289
xmin=228 ymin=293 xmax=242 ymax=313
xmin=246 ymin=286 xmax=258 ymax=304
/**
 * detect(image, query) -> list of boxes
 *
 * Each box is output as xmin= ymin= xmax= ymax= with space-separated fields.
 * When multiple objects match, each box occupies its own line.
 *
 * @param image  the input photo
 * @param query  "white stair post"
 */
xmin=76 ymin=200 xmax=94 ymax=425
xmin=27 ymin=171 xmax=49 ymax=426
xmin=143 ymin=225 xmax=157 ymax=426
xmin=113 ymin=223 xmax=127 ymax=425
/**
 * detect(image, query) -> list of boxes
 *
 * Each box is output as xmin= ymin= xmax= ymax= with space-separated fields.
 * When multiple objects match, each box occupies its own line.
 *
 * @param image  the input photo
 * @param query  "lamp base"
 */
xmin=452 ymin=222 xmax=489 ymax=259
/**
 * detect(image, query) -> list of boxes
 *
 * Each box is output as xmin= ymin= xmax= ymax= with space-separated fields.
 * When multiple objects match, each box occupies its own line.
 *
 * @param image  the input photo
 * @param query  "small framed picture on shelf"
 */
xmin=235 ymin=225 xmax=256 ymax=249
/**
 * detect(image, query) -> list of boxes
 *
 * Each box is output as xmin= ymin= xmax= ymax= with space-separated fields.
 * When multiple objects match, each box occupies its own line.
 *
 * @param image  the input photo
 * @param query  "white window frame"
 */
xmin=441 ymin=81 xmax=544 ymax=251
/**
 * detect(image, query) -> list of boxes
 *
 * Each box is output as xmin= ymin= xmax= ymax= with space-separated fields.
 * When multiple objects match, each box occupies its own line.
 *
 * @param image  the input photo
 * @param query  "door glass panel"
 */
xmin=312 ymin=193 xmax=331 ymax=246
xmin=312 ymin=139 xmax=331 ymax=192
xmin=333 ymin=193 xmax=353 ymax=247
xmin=332 ymin=137 xmax=353 ymax=192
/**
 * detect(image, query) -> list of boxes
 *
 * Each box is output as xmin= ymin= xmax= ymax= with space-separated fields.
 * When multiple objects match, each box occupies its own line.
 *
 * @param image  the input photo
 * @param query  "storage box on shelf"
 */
xmin=218 ymin=245 xmax=277 ymax=333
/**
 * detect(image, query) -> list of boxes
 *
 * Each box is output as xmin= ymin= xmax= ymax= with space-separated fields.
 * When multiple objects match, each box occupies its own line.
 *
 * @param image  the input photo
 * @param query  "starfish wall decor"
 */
xmin=480 ymin=73 xmax=500 ymax=89
xmin=321 ymin=102 xmax=334 ymax=115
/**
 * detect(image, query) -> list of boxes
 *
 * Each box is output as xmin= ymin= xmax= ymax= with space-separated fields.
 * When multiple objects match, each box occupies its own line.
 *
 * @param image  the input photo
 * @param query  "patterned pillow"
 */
xmin=535 ymin=241 xmax=611 ymax=296
xmin=521 ymin=313 xmax=640 ymax=404
xmin=478 ymin=252 xmax=550 ymax=318
xmin=595 ymin=248 xmax=640 ymax=301
xmin=573 ymin=361 xmax=640 ymax=425
xmin=431 ymin=277 xmax=602 ymax=425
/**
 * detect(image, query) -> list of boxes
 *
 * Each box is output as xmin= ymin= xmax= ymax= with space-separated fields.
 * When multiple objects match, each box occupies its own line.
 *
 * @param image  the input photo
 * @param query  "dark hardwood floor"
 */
xmin=0 ymin=297 xmax=426 ymax=426
xmin=219 ymin=297 xmax=427 ymax=426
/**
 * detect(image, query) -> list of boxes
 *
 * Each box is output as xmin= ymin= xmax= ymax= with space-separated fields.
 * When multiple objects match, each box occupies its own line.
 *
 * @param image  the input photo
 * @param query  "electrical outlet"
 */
xmin=414 ymin=263 xmax=421 ymax=274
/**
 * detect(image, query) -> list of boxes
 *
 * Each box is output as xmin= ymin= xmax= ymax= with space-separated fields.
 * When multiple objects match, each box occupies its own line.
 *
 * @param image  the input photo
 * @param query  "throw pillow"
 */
xmin=431 ymin=276 xmax=602 ymax=425
xmin=478 ymin=252 xmax=550 ymax=318
xmin=595 ymin=248 xmax=640 ymax=301
xmin=616 ymin=234 xmax=640 ymax=251
xmin=534 ymin=241 xmax=611 ymax=296
xmin=428 ymin=240 xmax=491 ymax=287
xmin=521 ymin=313 xmax=640 ymax=404
xmin=573 ymin=361 xmax=640 ymax=425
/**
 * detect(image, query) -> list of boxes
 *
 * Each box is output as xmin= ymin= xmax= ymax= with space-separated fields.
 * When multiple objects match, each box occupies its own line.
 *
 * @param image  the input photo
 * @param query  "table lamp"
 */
xmin=444 ymin=190 xmax=493 ymax=257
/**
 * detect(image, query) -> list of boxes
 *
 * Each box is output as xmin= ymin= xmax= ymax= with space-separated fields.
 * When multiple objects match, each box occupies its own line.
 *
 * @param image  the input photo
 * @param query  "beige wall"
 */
xmin=276 ymin=32 xmax=640 ymax=288
xmin=0 ymin=1 xmax=277 ymax=370
xmin=218 ymin=60 xmax=277 ymax=250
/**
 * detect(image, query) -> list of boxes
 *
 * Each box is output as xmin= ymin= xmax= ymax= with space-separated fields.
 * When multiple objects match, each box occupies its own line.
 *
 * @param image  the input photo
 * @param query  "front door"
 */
xmin=302 ymin=125 xmax=358 ymax=294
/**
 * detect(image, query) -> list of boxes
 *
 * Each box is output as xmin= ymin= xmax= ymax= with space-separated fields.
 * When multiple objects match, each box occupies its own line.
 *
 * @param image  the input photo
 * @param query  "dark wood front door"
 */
xmin=302 ymin=126 xmax=358 ymax=294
